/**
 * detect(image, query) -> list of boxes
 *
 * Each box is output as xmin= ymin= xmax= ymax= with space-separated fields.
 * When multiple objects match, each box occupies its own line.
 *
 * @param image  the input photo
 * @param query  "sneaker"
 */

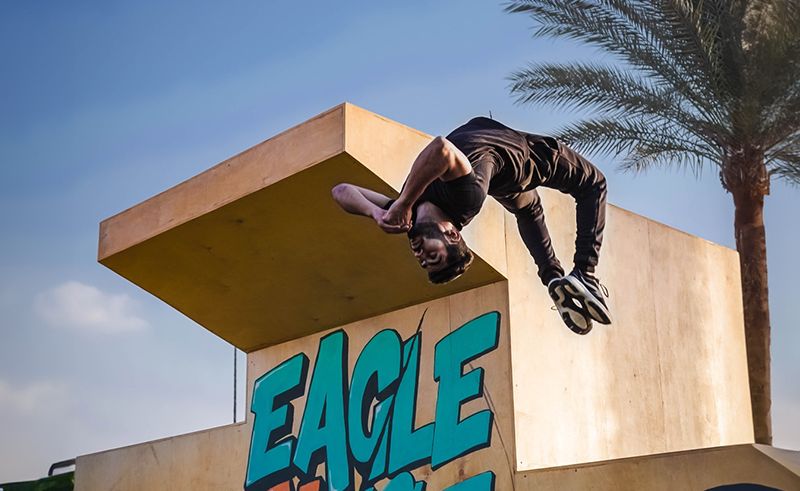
xmin=548 ymin=277 xmax=593 ymax=335
xmin=562 ymin=268 xmax=612 ymax=325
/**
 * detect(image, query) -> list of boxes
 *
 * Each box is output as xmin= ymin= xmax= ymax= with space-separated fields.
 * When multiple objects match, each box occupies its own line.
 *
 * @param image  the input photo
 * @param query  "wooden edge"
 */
xmin=76 ymin=421 xmax=248 ymax=461
xmin=608 ymin=201 xmax=738 ymax=256
xmin=754 ymin=444 xmax=800 ymax=477
xmin=518 ymin=444 xmax=751 ymax=474
xmin=98 ymin=104 xmax=348 ymax=261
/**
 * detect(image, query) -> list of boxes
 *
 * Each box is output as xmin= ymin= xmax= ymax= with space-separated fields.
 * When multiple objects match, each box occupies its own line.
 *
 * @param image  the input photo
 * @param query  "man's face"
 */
xmin=407 ymin=222 xmax=451 ymax=272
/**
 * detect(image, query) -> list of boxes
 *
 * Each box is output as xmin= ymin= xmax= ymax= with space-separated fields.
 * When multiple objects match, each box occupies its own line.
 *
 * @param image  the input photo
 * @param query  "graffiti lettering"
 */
xmin=245 ymin=312 xmax=501 ymax=491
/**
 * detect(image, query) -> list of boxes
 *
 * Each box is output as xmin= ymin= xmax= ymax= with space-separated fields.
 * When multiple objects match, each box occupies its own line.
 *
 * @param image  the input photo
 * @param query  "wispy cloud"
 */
xmin=34 ymin=281 xmax=148 ymax=333
xmin=0 ymin=379 xmax=69 ymax=414
xmin=0 ymin=379 xmax=72 ymax=481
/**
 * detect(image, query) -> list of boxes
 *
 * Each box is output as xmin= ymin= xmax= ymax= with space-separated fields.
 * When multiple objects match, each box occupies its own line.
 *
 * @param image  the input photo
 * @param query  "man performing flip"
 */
xmin=331 ymin=116 xmax=611 ymax=334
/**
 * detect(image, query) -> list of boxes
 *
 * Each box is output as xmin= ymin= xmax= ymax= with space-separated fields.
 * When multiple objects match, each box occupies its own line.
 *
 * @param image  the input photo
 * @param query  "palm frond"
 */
xmin=769 ymin=161 xmax=800 ymax=186
xmin=762 ymin=86 xmax=800 ymax=148
xmin=766 ymin=132 xmax=800 ymax=186
xmin=622 ymin=142 xmax=709 ymax=176
xmin=657 ymin=0 xmax=736 ymax=111
xmin=507 ymin=62 xmax=723 ymax=148
xmin=746 ymin=1 xmax=800 ymax=143
xmin=504 ymin=0 xmax=728 ymax=125
xmin=554 ymin=117 xmax=719 ymax=174
xmin=505 ymin=0 xmax=800 ymax=190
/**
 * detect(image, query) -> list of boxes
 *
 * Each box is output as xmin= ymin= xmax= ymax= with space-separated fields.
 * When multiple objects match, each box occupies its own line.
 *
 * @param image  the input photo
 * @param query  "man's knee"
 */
xmin=573 ymin=168 xmax=606 ymax=201
xmin=594 ymin=171 xmax=607 ymax=198
xmin=331 ymin=182 xmax=350 ymax=200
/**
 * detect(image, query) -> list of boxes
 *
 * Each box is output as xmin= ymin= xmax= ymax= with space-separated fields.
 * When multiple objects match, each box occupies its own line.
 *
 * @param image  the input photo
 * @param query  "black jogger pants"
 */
xmin=496 ymin=142 xmax=607 ymax=285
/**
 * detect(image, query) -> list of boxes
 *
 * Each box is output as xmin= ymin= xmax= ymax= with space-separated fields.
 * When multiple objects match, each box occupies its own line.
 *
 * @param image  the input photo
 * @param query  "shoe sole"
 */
xmin=549 ymin=281 xmax=593 ymax=335
xmin=563 ymin=276 xmax=612 ymax=325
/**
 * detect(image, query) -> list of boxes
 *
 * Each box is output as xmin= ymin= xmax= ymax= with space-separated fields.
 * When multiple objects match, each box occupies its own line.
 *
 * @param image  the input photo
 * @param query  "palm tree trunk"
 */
xmin=732 ymin=189 xmax=772 ymax=445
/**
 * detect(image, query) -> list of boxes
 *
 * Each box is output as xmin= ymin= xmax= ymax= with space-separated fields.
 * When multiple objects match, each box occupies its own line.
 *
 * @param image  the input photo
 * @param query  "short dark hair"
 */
xmin=428 ymin=240 xmax=473 ymax=283
xmin=408 ymin=223 xmax=474 ymax=284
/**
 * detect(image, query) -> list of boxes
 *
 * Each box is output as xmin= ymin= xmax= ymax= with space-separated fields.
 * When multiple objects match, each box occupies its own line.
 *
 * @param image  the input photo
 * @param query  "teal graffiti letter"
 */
xmin=294 ymin=330 xmax=352 ymax=490
xmin=245 ymin=353 xmax=309 ymax=490
xmin=388 ymin=330 xmax=433 ymax=474
xmin=349 ymin=329 xmax=402 ymax=483
xmin=431 ymin=312 xmax=500 ymax=469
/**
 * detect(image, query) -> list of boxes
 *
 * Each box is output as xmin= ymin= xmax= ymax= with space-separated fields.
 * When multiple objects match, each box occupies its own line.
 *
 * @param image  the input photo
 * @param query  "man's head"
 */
xmin=407 ymin=221 xmax=473 ymax=284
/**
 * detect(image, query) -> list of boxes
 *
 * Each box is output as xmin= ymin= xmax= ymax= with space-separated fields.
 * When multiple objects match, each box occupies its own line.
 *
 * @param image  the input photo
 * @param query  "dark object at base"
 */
xmin=706 ymin=484 xmax=781 ymax=491
xmin=0 ymin=472 xmax=74 ymax=491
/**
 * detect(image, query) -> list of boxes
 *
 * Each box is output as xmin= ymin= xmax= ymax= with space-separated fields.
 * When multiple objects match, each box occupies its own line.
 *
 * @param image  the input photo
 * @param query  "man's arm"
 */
xmin=331 ymin=183 xmax=399 ymax=231
xmin=383 ymin=136 xmax=472 ymax=230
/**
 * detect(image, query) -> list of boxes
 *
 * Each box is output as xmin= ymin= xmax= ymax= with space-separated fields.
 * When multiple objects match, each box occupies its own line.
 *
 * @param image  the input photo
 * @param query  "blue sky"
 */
xmin=1 ymin=1 xmax=798 ymax=482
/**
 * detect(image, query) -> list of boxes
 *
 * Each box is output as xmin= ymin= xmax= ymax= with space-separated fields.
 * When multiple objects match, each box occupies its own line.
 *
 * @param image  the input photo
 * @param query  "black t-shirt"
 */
xmin=388 ymin=117 xmax=560 ymax=229
xmin=448 ymin=117 xmax=560 ymax=196
xmin=414 ymin=171 xmax=486 ymax=230
xmin=381 ymin=172 xmax=483 ymax=230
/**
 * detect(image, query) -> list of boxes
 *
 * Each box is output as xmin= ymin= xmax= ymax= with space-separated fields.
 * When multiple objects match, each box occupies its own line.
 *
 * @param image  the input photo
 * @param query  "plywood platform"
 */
xmin=98 ymin=104 xmax=506 ymax=351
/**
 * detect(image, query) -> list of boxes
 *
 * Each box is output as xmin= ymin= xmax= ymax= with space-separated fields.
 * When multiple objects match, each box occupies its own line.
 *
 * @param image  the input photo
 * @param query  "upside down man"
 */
xmin=332 ymin=116 xmax=611 ymax=334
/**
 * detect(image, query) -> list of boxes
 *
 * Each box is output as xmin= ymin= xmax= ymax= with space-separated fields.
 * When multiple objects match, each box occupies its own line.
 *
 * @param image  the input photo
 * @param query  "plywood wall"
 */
xmin=506 ymin=188 xmax=754 ymax=471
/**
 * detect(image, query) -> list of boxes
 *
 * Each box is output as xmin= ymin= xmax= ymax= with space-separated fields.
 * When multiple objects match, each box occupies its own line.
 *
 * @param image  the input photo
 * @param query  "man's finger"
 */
xmin=378 ymin=221 xmax=409 ymax=234
xmin=383 ymin=213 xmax=403 ymax=225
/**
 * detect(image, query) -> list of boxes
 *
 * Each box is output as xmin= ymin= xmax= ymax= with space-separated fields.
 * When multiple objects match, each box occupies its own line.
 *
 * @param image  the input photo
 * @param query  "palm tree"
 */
xmin=505 ymin=0 xmax=799 ymax=445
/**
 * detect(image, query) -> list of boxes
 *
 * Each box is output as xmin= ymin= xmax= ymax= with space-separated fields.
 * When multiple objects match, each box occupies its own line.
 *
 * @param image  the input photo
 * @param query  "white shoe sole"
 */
xmin=563 ymin=276 xmax=612 ymax=325
xmin=549 ymin=281 xmax=593 ymax=335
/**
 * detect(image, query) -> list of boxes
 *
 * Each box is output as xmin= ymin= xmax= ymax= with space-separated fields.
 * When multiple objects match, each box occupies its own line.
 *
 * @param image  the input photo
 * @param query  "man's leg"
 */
xmin=547 ymin=144 xmax=607 ymax=271
xmin=546 ymin=143 xmax=612 ymax=324
xmin=498 ymin=192 xmax=594 ymax=334
xmin=498 ymin=191 xmax=564 ymax=285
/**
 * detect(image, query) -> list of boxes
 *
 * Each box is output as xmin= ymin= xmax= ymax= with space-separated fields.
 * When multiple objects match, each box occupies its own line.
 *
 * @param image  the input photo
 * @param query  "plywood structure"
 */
xmin=75 ymin=423 xmax=249 ymax=490
xmin=98 ymin=104 xmax=506 ymax=351
xmin=81 ymin=103 xmax=800 ymax=490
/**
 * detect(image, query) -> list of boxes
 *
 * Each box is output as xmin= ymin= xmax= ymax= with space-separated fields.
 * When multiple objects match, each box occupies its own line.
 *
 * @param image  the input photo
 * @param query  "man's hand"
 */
xmin=378 ymin=200 xmax=412 ymax=234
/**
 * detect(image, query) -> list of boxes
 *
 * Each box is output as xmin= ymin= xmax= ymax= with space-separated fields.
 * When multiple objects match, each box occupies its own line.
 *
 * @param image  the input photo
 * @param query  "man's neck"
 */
xmin=415 ymin=201 xmax=449 ymax=223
